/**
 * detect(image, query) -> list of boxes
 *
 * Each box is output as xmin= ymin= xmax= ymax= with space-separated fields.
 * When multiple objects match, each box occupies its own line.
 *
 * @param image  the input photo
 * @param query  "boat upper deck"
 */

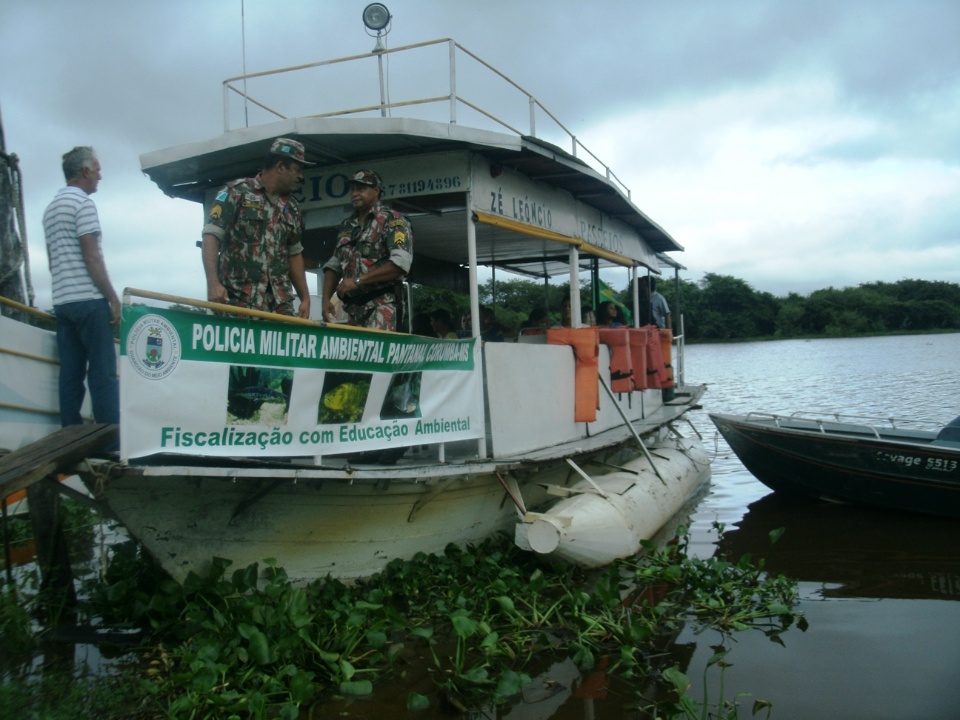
xmin=139 ymin=38 xmax=682 ymax=285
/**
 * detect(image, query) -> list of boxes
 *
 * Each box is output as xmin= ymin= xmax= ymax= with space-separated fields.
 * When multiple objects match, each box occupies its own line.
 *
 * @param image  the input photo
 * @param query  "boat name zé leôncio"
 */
xmin=190 ymin=323 xmax=470 ymax=364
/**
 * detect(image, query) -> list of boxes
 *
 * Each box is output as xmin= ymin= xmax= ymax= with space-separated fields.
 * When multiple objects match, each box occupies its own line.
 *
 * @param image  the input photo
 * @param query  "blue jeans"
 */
xmin=55 ymin=299 xmax=119 ymax=426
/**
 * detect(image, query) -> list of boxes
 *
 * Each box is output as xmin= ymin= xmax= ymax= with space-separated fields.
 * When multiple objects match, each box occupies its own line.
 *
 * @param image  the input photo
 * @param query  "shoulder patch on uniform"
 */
xmin=393 ymin=231 xmax=407 ymax=246
xmin=210 ymin=205 xmax=223 ymax=220
xmin=215 ymin=191 xmax=228 ymax=202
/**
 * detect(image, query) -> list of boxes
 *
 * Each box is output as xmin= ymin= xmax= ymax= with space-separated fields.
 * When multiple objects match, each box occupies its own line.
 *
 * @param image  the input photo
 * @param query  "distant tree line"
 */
xmin=660 ymin=275 xmax=960 ymax=341
xmin=410 ymin=276 xmax=960 ymax=342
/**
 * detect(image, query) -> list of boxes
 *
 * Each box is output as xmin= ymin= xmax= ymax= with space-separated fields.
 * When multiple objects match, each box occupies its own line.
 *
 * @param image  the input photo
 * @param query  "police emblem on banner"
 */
xmin=126 ymin=313 xmax=182 ymax=380
xmin=144 ymin=327 xmax=164 ymax=368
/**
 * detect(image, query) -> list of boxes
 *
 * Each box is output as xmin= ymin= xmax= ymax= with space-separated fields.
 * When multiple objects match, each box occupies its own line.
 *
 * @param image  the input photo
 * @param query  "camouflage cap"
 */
xmin=350 ymin=169 xmax=382 ymax=188
xmin=269 ymin=137 xmax=315 ymax=166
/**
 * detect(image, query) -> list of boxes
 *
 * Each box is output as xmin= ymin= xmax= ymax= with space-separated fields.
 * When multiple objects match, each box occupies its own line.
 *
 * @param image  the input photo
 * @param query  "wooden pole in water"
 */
xmin=27 ymin=476 xmax=77 ymax=617
xmin=0 ymin=424 xmax=115 ymax=615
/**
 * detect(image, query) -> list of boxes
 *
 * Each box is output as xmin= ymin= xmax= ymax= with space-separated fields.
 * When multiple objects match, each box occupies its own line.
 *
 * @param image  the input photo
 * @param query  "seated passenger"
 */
xmin=596 ymin=301 xmax=625 ymax=327
xmin=430 ymin=308 xmax=459 ymax=339
xmin=479 ymin=306 xmax=505 ymax=342
xmin=554 ymin=296 xmax=596 ymax=327
xmin=411 ymin=312 xmax=434 ymax=336
xmin=520 ymin=307 xmax=549 ymax=335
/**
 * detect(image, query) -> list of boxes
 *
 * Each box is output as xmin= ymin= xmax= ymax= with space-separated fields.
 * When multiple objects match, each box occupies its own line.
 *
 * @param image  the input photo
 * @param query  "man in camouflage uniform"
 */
xmin=322 ymin=170 xmax=413 ymax=331
xmin=202 ymin=137 xmax=313 ymax=318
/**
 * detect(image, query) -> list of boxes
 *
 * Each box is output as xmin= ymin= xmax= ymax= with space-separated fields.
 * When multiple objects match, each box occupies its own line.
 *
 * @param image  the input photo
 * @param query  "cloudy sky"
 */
xmin=2 ymin=0 xmax=958 ymax=310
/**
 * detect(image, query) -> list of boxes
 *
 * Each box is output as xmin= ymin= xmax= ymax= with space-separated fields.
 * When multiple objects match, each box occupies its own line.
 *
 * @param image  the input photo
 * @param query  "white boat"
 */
xmin=0 ymin=300 xmax=97 ymax=518
xmin=0 ymin=304 xmax=70 ymax=452
xmin=2 ymin=38 xmax=710 ymax=584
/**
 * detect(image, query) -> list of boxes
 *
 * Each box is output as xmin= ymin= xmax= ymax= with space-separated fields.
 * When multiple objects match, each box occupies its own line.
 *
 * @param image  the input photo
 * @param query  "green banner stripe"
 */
xmin=120 ymin=305 xmax=476 ymax=372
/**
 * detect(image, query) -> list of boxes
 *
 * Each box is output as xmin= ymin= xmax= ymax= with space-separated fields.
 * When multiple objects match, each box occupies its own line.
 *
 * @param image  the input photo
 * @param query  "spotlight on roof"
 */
xmin=362 ymin=3 xmax=391 ymax=52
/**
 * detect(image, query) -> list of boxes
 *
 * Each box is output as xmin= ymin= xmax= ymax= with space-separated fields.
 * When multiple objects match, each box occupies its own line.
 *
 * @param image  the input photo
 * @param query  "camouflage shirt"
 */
xmin=323 ymin=202 xmax=413 ymax=330
xmin=203 ymin=175 xmax=304 ymax=315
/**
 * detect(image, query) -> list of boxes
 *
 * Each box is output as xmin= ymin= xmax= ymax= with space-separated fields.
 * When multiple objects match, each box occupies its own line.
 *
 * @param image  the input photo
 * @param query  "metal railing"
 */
xmin=0 ymin=294 xmax=54 ymax=323
xmin=221 ymin=38 xmax=631 ymax=199
xmin=744 ymin=411 xmax=946 ymax=438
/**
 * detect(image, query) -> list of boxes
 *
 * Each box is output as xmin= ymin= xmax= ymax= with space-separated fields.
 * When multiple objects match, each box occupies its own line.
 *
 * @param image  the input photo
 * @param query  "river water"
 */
xmin=9 ymin=334 xmax=960 ymax=718
xmin=317 ymin=333 xmax=960 ymax=719
xmin=678 ymin=332 xmax=960 ymax=720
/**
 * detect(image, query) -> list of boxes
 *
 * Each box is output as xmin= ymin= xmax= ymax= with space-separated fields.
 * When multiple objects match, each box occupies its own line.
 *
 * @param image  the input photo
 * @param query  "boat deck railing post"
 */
xmin=598 ymin=376 xmax=666 ymax=485
xmin=448 ymin=39 xmax=457 ymax=125
xmin=215 ymin=38 xmax=629 ymax=197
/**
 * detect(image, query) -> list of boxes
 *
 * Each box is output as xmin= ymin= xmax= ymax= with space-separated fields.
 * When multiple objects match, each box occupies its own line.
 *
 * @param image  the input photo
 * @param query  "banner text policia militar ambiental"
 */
xmin=119 ymin=305 xmax=484 ymax=460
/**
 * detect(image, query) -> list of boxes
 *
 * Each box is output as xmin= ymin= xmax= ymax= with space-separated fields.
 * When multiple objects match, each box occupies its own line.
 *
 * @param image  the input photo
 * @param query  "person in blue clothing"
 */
xmin=43 ymin=146 xmax=120 ymax=428
xmin=478 ymin=306 xmax=505 ymax=342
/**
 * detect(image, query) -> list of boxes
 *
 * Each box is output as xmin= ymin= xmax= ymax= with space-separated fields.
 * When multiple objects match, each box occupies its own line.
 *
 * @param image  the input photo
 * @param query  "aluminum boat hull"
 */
xmin=710 ymin=412 xmax=960 ymax=519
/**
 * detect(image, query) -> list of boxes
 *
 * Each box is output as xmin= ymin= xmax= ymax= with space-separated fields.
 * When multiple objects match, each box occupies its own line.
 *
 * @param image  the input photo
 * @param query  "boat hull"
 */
xmin=710 ymin=413 xmax=960 ymax=519
xmin=91 ymin=434 xmax=708 ymax=583
xmin=0 ymin=314 xmax=70 ymax=451
xmin=96 ymin=471 xmax=535 ymax=583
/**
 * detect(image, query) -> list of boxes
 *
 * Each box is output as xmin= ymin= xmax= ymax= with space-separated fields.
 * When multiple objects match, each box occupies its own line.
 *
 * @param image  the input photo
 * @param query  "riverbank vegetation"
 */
xmin=662 ymin=276 xmax=960 ymax=341
xmin=1 ymin=509 xmax=803 ymax=719
xmin=412 ymin=277 xmax=960 ymax=342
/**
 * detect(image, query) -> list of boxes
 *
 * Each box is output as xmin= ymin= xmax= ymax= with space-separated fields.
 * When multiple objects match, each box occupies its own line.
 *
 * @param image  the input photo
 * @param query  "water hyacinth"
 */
xmin=2 ymin=521 xmax=802 ymax=719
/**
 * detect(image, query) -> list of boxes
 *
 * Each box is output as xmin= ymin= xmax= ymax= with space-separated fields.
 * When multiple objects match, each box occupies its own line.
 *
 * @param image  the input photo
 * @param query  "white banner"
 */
xmin=119 ymin=306 xmax=484 ymax=460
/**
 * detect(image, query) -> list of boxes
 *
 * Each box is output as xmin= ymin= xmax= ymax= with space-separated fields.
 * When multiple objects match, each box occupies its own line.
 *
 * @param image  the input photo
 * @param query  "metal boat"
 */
xmin=710 ymin=411 xmax=960 ymax=519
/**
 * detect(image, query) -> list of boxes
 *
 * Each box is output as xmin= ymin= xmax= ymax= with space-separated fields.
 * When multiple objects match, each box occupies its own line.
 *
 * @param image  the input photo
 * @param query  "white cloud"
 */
xmin=4 ymin=0 xmax=959 ymax=306
xmin=577 ymin=73 xmax=960 ymax=295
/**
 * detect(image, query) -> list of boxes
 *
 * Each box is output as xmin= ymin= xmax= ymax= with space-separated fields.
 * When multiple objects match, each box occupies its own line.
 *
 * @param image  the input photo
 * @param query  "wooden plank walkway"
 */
xmin=0 ymin=424 xmax=117 ymax=499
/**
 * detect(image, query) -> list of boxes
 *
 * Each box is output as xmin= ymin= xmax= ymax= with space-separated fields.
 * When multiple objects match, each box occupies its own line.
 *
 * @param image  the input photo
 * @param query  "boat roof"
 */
xmin=140 ymin=39 xmax=684 ymax=281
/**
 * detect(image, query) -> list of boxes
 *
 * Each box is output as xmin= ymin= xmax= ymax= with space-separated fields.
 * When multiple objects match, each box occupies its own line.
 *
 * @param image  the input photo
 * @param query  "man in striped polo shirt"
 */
xmin=43 ymin=146 xmax=120 ymax=430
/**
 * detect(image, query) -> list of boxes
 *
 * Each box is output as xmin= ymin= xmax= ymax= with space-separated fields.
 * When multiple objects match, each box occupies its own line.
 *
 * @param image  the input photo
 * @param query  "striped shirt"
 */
xmin=43 ymin=187 xmax=103 ymax=306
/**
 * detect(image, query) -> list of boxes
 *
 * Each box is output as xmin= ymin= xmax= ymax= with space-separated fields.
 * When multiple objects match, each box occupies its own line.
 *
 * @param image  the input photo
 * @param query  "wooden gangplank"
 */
xmin=0 ymin=424 xmax=117 ymax=499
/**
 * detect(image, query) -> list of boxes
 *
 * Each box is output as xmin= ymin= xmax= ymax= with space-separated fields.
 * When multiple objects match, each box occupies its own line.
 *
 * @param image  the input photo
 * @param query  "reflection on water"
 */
xmin=681 ymin=333 xmax=960 ymax=720
xmin=718 ymin=493 xmax=960 ymax=601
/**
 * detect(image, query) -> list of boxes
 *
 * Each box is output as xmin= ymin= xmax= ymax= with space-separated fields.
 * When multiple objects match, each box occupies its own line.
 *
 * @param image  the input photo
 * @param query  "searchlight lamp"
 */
xmin=362 ymin=3 xmax=391 ymax=52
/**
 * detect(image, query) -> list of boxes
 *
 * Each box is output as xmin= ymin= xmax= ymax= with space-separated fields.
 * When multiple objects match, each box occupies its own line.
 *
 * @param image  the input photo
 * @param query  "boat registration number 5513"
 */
xmin=876 ymin=452 xmax=958 ymax=473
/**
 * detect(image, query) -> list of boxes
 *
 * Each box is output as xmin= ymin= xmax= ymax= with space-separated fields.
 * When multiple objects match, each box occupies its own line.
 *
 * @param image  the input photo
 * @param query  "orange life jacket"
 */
xmin=547 ymin=327 xmax=600 ymax=422
xmin=598 ymin=327 xmax=633 ymax=394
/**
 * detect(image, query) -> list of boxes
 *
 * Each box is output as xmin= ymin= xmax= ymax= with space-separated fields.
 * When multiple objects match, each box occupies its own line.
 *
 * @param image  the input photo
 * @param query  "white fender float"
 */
xmin=515 ymin=436 xmax=710 ymax=567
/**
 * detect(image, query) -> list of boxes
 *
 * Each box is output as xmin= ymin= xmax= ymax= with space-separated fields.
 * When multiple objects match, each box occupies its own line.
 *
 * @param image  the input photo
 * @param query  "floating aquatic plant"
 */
xmin=62 ymin=522 xmax=802 ymax=719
